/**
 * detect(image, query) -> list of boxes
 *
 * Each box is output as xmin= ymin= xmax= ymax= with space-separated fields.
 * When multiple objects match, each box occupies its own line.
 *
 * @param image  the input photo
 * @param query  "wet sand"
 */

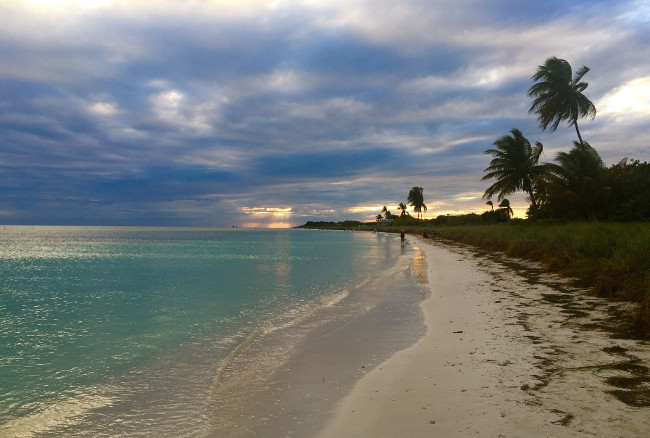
xmin=317 ymin=237 xmax=650 ymax=437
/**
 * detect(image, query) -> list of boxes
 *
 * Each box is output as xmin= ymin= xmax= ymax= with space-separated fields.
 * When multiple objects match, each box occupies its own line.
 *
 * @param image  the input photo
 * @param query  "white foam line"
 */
xmin=324 ymin=290 xmax=350 ymax=307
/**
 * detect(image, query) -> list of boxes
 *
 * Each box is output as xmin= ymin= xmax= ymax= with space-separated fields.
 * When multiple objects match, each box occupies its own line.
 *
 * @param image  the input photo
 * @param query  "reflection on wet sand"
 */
xmin=410 ymin=247 xmax=428 ymax=287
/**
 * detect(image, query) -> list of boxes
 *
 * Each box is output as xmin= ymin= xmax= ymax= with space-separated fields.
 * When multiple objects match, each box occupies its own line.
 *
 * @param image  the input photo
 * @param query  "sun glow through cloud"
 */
xmin=598 ymin=77 xmax=650 ymax=117
xmin=240 ymin=207 xmax=293 ymax=228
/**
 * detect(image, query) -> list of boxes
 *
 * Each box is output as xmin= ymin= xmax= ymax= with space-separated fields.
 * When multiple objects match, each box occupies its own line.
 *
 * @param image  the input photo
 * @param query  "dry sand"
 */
xmin=317 ymin=238 xmax=650 ymax=437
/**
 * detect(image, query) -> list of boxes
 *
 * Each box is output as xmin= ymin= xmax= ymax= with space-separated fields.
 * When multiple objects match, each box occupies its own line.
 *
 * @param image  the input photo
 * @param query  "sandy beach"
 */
xmin=317 ymin=237 xmax=650 ymax=437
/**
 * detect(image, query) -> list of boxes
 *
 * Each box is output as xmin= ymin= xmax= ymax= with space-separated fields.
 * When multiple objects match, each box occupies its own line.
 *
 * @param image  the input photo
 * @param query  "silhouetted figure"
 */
xmin=400 ymin=231 xmax=405 ymax=243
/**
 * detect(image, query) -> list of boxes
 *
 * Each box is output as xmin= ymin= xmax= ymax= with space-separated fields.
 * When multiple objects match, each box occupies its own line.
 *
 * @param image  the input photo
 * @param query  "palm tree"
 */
xmin=482 ymin=129 xmax=547 ymax=212
xmin=528 ymin=57 xmax=596 ymax=145
xmin=407 ymin=187 xmax=427 ymax=219
xmin=376 ymin=214 xmax=383 ymax=222
xmin=498 ymin=198 xmax=513 ymax=218
xmin=486 ymin=200 xmax=494 ymax=211
xmin=398 ymin=202 xmax=408 ymax=217
xmin=545 ymin=141 xmax=610 ymax=219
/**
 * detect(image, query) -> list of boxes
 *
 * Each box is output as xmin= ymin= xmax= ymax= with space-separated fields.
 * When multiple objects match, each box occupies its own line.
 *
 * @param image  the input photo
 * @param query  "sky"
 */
xmin=1 ymin=0 xmax=649 ymax=227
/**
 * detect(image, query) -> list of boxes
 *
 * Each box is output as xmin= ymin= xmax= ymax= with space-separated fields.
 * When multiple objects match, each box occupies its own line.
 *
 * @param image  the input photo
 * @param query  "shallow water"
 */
xmin=0 ymin=227 xmax=419 ymax=437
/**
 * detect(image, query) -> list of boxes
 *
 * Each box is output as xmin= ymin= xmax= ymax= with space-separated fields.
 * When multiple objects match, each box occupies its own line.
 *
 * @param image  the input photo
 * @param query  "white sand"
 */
xmin=317 ymin=238 xmax=650 ymax=437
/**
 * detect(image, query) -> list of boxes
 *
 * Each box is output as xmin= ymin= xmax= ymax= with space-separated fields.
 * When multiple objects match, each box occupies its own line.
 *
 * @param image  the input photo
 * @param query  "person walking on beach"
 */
xmin=400 ymin=231 xmax=405 ymax=244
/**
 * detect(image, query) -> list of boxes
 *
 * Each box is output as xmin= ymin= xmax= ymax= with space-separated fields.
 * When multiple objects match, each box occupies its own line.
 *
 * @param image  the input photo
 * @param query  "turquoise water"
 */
xmin=0 ymin=227 xmax=406 ymax=436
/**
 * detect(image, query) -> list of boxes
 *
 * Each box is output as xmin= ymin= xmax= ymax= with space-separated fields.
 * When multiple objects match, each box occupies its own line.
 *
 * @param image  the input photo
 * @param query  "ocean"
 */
xmin=0 ymin=227 xmax=425 ymax=437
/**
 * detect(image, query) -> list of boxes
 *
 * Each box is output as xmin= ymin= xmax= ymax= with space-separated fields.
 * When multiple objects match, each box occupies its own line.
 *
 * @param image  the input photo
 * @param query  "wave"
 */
xmin=0 ymin=387 xmax=119 ymax=438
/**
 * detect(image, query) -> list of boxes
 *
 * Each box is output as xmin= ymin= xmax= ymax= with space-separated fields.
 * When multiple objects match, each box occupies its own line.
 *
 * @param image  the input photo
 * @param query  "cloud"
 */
xmin=87 ymin=101 xmax=119 ymax=116
xmin=0 ymin=0 xmax=648 ymax=226
xmin=597 ymin=77 xmax=650 ymax=117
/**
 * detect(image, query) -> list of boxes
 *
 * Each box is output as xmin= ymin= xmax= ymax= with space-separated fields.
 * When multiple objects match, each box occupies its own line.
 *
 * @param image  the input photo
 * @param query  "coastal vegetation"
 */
xmin=297 ymin=220 xmax=365 ymax=230
xmin=476 ymin=57 xmax=649 ymax=223
xmin=482 ymin=57 xmax=648 ymax=221
xmin=484 ymin=138 xmax=650 ymax=221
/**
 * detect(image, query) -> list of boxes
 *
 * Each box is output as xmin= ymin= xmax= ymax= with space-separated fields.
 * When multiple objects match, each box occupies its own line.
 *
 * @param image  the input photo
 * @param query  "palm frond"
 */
xmin=527 ymin=57 xmax=596 ymax=139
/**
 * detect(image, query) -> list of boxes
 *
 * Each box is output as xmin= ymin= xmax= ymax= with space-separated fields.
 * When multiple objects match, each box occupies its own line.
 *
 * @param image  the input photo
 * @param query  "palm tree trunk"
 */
xmin=574 ymin=120 xmax=584 ymax=145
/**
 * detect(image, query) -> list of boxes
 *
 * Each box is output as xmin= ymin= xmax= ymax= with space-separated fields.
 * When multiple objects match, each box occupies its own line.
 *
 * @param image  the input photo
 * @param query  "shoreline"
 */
xmin=205 ymin=237 xmax=429 ymax=437
xmin=316 ymin=237 xmax=650 ymax=437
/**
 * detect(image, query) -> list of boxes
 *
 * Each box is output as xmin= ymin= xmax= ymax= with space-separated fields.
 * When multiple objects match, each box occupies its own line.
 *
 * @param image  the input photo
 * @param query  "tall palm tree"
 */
xmin=528 ymin=57 xmax=596 ymax=145
xmin=486 ymin=200 xmax=494 ymax=211
xmin=482 ymin=129 xmax=547 ymax=212
xmin=398 ymin=202 xmax=408 ymax=217
xmin=407 ymin=187 xmax=427 ymax=219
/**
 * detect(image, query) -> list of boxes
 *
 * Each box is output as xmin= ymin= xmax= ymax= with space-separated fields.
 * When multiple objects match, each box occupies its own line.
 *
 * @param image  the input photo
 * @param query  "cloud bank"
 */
xmin=1 ymin=0 xmax=648 ymax=226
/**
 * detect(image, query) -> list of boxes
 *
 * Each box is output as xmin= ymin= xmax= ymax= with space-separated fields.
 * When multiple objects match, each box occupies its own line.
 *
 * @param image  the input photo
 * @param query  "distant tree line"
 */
xmin=482 ymin=56 xmax=650 ymax=221
xmin=296 ymin=220 xmax=364 ymax=229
